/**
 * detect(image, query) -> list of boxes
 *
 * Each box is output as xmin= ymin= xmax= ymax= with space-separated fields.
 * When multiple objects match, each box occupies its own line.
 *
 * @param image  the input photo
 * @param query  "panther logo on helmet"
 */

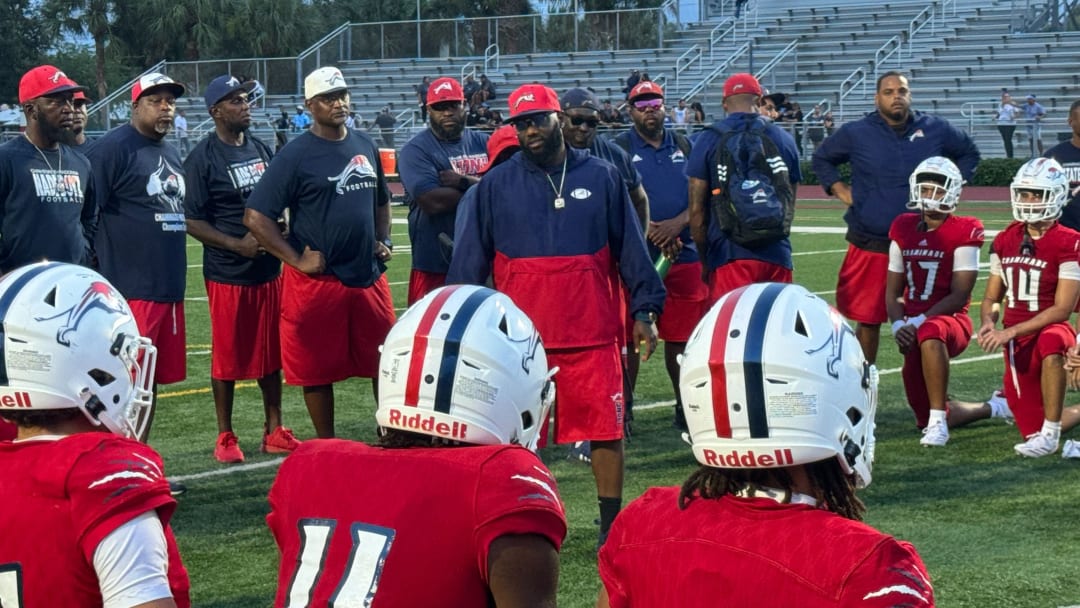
xmin=35 ymin=280 xmax=129 ymax=346
xmin=1011 ymin=157 xmax=1068 ymax=224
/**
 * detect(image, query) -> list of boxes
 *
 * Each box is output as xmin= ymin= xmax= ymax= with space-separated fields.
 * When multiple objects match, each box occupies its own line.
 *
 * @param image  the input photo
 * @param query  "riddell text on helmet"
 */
xmin=386 ymin=410 xmax=469 ymax=439
xmin=0 ymin=392 xmax=32 ymax=408
xmin=702 ymin=448 xmax=795 ymax=467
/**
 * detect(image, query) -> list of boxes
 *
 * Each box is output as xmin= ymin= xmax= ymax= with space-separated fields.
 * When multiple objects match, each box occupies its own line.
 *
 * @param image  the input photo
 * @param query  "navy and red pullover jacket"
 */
xmin=812 ymin=110 xmax=980 ymax=247
xmin=448 ymin=146 xmax=666 ymax=349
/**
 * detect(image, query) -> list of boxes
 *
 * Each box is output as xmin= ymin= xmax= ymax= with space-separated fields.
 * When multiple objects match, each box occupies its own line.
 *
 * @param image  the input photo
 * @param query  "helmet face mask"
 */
xmin=377 ymin=285 xmax=553 ymax=451
xmin=1010 ymin=158 xmax=1067 ymax=224
xmin=0 ymin=262 xmax=157 ymax=439
xmin=907 ymin=156 xmax=962 ymax=215
xmin=679 ymin=283 xmax=878 ymax=488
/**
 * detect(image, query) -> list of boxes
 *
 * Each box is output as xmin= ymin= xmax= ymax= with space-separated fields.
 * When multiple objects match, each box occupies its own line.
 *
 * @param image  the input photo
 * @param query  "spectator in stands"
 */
xmin=463 ymin=75 xmax=480 ymax=107
xmin=758 ymin=94 xmax=780 ymax=121
xmin=174 ymin=108 xmax=190 ymax=156
xmin=374 ymin=106 xmax=397 ymax=148
xmin=780 ymin=100 xmax=804 ymax=152
xmin=273 ymin=106 xmax=289 ymax=151
xmin=478 ymin=74 xmax=497 ymax=104
xmin=823 ymin=107 xmax=836 ymax=136
xmin=1024 ymin=94 xmax=1047 ymax=157
xmin=600 ymin=99 xmax=622 ymax=126
xmin=805 ymin=104 xmax=827 ymax=151
xmin=466 ymin=103 xmax=493 ymax=128
xmin=996 ymin=91 xmax=1021 ymax=158
xmin=290 ymin=105 xmax=310 ymax=132
xmin=623 ymin=69 xmax=641 ymax=100
xmin=399 ymin=77 xmax=489 ymax=304
xmin=812 ymin=70 xmax=980 ymax=365
xmin=672 ymin=98 xmax=689 ymax=128
xmin=735 ymin=0 xmax=748 ymax=17
xmin=244 ymin=66 xmax=395 ymax=440
xmin=690 ymin=100 xmax=705 ymax=123
xmin=1044 ymin=99 xmax=1080 ymax=231
xmin=416 ymin=75 xmax=431 ymax=122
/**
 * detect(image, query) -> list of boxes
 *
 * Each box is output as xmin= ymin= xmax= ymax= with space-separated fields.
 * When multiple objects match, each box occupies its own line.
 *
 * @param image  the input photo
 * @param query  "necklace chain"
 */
xmin=542 ymin=152 xmax=568 ymax=209
xmin=24 ymin=133 xmax=62 ymax=175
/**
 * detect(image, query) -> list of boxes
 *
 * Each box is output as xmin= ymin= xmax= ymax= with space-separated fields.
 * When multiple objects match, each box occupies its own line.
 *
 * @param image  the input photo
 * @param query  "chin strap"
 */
xmin=735 ymin=484 xmax=819 ymax=507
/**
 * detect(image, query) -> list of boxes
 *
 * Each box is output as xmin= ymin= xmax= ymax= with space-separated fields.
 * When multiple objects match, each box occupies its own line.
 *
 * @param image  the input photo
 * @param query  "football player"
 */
xmin=886 ymin=157 xmax=987 ymax=446
xmin=0 ymin=262 xmax=190 ymax=607
xmin=267 ymin=285 xmax=566 ymax=607
xmin=597 ymin=282 xmax=934 ymax=607
xmin=978 ymin=158 xmax=1080 ymax=457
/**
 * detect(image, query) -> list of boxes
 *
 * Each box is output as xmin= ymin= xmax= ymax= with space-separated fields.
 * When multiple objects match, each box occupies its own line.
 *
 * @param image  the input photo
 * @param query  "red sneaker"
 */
xmin=262 ymin=426 xmax=301 ymax=454
xmin=214 ymin=431 xmax=245 ymax=464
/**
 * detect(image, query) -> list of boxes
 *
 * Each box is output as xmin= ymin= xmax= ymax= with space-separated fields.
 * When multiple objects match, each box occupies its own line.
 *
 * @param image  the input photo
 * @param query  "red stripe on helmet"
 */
xmin=708 ymin=285 xmax=750 ymax=438
xmin=404 ymin=286 xmax=461 ymax=407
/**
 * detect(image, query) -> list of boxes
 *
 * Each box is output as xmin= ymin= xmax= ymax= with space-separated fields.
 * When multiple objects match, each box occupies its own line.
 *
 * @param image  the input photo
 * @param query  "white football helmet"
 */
xmin=679 ymin=283 xmax=878 ymax=488
xmin=1011 ymin=157 xmax=1068 ymax=223
xmin=0 ymin=262 xmax=156 ymax=438
xmin=907 ymin=156 xmax=963 ymax=214
xmin=377 ymin=285 xmax=555 ymax=450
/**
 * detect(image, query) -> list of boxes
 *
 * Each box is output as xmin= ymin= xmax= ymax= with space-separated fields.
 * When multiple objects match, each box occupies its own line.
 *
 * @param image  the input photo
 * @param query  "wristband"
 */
xmin=380 ymin=237 xmax=393 ymax=251
xmin=909 ymin=314 xmax=927 ymax=328
xmin=891 ymin=320 xmax=906 ymax=335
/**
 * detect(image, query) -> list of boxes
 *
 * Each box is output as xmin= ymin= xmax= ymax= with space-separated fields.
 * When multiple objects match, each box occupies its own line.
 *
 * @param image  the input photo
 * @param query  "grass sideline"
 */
xmin=158 ymin=201 xmax=1080 ymax=608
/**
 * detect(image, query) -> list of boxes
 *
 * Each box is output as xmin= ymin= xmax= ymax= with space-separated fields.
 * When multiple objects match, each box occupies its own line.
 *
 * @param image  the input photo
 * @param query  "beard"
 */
xmin=430 ymin=115 xmax=464 ymax=140
xmin=521 ymin=128 xmax=564 ymax=167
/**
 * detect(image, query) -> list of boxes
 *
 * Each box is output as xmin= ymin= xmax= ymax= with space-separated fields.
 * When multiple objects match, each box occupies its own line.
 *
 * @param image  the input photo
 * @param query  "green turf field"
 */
xmin=159 ymin=200 xmax=1080 ymax=608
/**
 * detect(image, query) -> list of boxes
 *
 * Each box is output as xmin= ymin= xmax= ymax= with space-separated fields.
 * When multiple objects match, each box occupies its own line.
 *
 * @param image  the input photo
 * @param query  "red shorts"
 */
xmin=836 ymin=244 xmax=889 ymax=324
xmin=280 ymin=266 xmax=396 ymax=386
xmin=1002 ymin=322 xmax=1075 ymax=437
xmin=206 ymin=277 xmax=282 ymax=381
xmin=128 ymin=300 xmax=186 ymax=385
xmin=709 ymin=260 xmax=792 ymax=303
xmin=408 ymin=270 xmax=446 ymax=306
xmin=900 ymin=314 xmax=973 ymax=428
xmin=548 ymin=344 xmax=625 ymax=444
xmin=659 ymin=262 xmax=710 ymax=343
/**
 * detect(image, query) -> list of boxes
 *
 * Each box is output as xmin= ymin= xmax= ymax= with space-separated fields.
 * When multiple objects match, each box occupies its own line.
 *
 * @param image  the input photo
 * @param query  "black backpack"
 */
xmin=706 ymin=115 xmax=795 ymax=248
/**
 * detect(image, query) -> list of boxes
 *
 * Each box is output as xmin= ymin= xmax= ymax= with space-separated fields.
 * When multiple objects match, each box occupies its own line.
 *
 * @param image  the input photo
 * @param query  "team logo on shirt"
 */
xmin=34 ymin=280 xmax=129 ymax=347
xmin=449 ymin=153 xmax=488 ymax=177
xmin=570 ymin=188 xmax=591 ymax=200
xmin=30 ymin=169 xmax=84 ymax=205
xmin=327 ymin=154 xmax=377 ymax=194
xmin=908 ymin=129 xmax=925 ymax=142
xmin=670 ymin=149 xmax=686 ymax=163
xmin=227 ymin=158 xmax=267 ymax=193
xmin=146 ymin=156 xmax=186 ymax=213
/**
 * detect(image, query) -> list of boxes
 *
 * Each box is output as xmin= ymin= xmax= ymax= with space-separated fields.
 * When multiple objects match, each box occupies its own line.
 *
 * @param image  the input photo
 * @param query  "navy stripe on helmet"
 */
xmin=433 ymin=287 xmax=496 ymax=414
xmin=742 ymin=282 xmax=787 ymax=439
xmin=0 ymin=263 xmax=65 ymax=385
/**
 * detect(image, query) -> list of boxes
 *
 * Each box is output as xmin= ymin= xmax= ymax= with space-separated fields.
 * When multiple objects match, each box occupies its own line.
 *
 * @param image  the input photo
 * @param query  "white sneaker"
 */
xmin=1062 ymin=439 xmax=1080 ymax=459
xmin=1014 ymin=431 xmax=1059 ymax=458
xmin=986 ymin=391 xmax=1015 ymax=424
xmin=920 ymin=420 xmax=949 ymax=447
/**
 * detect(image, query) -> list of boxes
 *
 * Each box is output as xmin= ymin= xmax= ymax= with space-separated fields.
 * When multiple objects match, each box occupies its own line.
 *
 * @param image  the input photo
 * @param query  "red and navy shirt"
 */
xmin=889 ymin=213 xmax=984 ymax=317
xmin=448 ymin=146 xmax=666 ymax=349
xmin=268 ymin=440 xmax=566 ymax=608
xmin=246 ymin=130 xmax=390 ymax=288
xmin=399 ymin=128 xmax=489 ymax=274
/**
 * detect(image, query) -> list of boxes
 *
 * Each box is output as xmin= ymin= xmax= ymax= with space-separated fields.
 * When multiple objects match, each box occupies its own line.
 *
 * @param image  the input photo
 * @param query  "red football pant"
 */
xmin=900 ymin=314 xmax=972 ymax=428
xmin=1001 ymin=322 xmax=1075 ymax=437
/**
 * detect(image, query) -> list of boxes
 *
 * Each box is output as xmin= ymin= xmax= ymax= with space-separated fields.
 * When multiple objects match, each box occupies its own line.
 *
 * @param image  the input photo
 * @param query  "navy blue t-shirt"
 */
xmin=590 ymin=137 xmax=642 ymax=191
xmin=183 ymin=133 xmax=280 ymax=285
xmin=399 ymin=128 xmax=489 ymax=273
xmin=624 ymin=128 xmax=698 ymax=264
xmin=86 ymin=125 xmax=187 ymax=301
xmin=1044 ymin=141 xmax=1080 ymax=231
xmin=246 ymin=130 xmax=390 ymax=288
xmin=0 ymin=136 xmax=96 ymax=272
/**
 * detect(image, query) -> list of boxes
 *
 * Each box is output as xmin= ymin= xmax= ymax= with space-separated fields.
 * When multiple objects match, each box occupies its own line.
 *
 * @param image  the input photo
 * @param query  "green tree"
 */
xmin=0 ymin=0 xmax=49 ymax=100
xmin=42 ymin=0 xmax=118 ymax=100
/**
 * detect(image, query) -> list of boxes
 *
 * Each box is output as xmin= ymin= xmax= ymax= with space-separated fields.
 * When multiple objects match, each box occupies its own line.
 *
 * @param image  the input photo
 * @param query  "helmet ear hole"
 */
xmin=44 ymin=287 xmax=56 ymax=306
xmin=521 ymin=410 xmax=534 ymax=430
xmin=498 ymin=315 xmax=509 ymax=336
xmin=846 ymin=406 xmax=863 ymax=426
xmin=794 ymin=313 xmax=808 ymax=337
xmin=88 ymin=369 xmax=116 ymax=387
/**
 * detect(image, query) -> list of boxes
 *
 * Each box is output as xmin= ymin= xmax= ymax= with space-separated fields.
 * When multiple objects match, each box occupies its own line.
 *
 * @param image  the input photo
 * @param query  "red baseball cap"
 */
xmin=723 ymin=73 xmax=763 ymax=98
xmin=508 ymin=84 xmax=561 ymax=118
xmin=73 ymin=90 xmax=88 ymax=101
xmin=628 ymin=80 xmax=664 ymax=101
xmin=131 ymin=73 xmax=185 ymax=103
xmin=18 ymin=65 xmax=89 ymax=104
xmin=427 ymin=77 xmax=464 ymax=104
xmin=478 ymin=125 xmax=520 ymax=174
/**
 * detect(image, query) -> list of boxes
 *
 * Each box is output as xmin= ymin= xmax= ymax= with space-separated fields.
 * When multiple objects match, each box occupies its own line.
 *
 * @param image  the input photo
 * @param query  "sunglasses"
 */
xmin=632 ymin=98 xmax=664 ymax=111
xmin=510 ymin=113 xmax=555 ymax=132
xmin=568 ymin=115 xmax=600 ymax=128
xmin=430 ymin=101 xmax=463 ymax=112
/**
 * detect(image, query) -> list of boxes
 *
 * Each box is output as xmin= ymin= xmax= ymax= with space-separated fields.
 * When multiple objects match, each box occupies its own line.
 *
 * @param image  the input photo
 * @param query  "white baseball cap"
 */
xmin=304 ymin=66 xmax=348 ymax=101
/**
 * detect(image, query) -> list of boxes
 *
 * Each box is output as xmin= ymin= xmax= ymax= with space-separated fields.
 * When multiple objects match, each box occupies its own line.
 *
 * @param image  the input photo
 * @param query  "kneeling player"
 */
xmin=598 ymin=283 xmax=934 ymax=607
xmin=268 ymin=285 xmax=566 ymax=607
xmin=0 ymin=262 xmax=190 ymax=607
xmin=978 ymin=158 xmax=1080 ymax=457
xmin=886 ymin=157 xmax=984 ymax=446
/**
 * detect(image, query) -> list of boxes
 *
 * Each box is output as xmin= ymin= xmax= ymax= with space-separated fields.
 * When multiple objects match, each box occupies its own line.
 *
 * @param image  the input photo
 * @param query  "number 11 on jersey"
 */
xmin=286 ymin=519 xmax=396 ymax=608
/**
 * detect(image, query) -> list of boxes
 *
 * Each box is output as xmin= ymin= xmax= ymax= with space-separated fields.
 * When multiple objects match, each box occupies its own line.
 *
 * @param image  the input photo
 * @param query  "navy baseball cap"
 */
xmin=205 ymin=75 xmax=255 ymax=110
xmin=561 ymin=87 xmax=601 ymax=111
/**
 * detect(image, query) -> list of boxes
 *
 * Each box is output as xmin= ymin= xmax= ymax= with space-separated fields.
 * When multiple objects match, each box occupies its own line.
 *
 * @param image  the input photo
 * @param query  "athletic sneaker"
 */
xmin=986 ymin=390 xmax=1015 ymax=424
xmin=1062 ymin=439 xmax=1080 ymax=459
xmin=920 ymin=420 xmax=949 ymax=447
xmin=568 ymin=441 xmax=591 ymax=464
xmin=262 ymin=426 xmax=301 ymax=454
xmin=214 ymin=431 xmax=245 ymax=463
xmin=1014 ymin=431 xmax=1059 ymax=458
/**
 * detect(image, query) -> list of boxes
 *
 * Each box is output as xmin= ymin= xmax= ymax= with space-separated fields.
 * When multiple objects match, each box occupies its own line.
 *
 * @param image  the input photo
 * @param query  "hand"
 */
xmin=1070 ymin=367 xmax=1080 ymax=392
xmin=894 ymin=324 xmax=918 ymax=355
xmin=375 ymin=241 xmax=392 ymax=263
xmin=660 ymin=238 xmax=683 ymax=261
xmin=633 ymin=320 xmax=659 ymax=362
xmin=295 ymin=245 xmax=326 ymax=275
xmin=831 ymin=182 xmax=853 ymax=206
xmin=439 ymin=170 xmax=468 ymax=188
xmin=977 ymin=326 xmax=1013 ymax=353
xmin=232 ymin=232 xmax=263 ymax=259
xmin=648 ymin=218 xmax=685 ymax=249
xmin=1064 ymin=344 xmax=1080 ymax=370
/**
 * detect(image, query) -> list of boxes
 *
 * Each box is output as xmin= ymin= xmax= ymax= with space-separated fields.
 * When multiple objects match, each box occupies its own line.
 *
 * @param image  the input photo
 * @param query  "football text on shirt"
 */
xmin=227 ymin=158 xmax=268 ymax=194
xmin=30 ymin=170 xmax=84 ymax=205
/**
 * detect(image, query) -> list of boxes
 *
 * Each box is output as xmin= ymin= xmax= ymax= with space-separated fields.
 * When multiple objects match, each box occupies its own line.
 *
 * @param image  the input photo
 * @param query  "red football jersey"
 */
xmin=267 ymin=440 xmax=567 ymax=608
xmin=889 ymin=213 xmax=984 ymax=316
xmin=0 ymin=433 xmax=190 ymax=608
xmin=0 ymin=419 xmax=15 ymax=441
xmin=991 ymin=221 xmax=1080 ymax=326
xmin=599 ymin=487 xmax=934 ymax=608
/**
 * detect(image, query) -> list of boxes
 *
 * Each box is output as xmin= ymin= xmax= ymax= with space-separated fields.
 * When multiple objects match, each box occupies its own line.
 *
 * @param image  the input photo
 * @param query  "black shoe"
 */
xmin=169 ymin=481 xmax=187 ymax=497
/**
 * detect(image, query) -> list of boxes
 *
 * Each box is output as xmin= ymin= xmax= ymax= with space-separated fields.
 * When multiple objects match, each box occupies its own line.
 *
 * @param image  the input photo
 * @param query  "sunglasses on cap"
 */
xmin=632 ymin=98 xmax=664 ymax=111
xmin=567 ymin=115 xmax=600 ymax=128
xmin=510 ymin=112 xmax=556 ymax=132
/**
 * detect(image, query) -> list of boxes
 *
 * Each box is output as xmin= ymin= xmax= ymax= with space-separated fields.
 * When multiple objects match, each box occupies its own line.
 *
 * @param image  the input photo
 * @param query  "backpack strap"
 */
xmin=612 ymin=131 xmax=632 ymax=155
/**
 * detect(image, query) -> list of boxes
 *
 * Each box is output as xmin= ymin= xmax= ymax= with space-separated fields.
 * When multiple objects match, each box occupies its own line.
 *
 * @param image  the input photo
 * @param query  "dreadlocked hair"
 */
xmin=376 ymin=427 xmax=467 ymax=449
xmin=678 ymin=458 xmax=866 ymax=521
xmin=0 ymin=408 xmax=81 ymax=430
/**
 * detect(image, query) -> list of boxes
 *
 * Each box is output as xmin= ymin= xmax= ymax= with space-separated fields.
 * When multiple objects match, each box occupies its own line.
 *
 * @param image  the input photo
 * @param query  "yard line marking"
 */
xmin=171 ymin=457 xmax=286 ymax=482
xmin=793 ymin=249 xmax=847 ymax=256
